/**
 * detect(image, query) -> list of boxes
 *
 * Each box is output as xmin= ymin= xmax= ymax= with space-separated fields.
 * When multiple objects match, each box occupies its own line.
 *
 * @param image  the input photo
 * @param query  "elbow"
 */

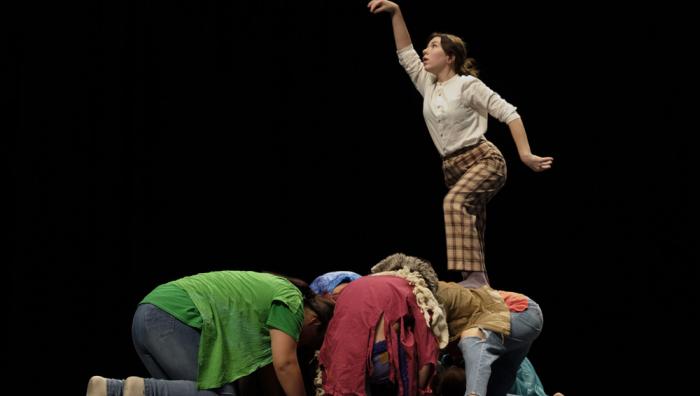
xmin=504 ymin=112 xmax=521 ymax=125
xmin=273 ymin=355 xmax=298 ymax=374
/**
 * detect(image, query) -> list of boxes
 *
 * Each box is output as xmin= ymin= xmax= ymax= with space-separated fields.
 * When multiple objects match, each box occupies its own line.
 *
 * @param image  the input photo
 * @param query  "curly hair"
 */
xmin=371 ymin=253 xmax=440 ymax=294
xmin=371 ymin=253 xmax=448 ymax=348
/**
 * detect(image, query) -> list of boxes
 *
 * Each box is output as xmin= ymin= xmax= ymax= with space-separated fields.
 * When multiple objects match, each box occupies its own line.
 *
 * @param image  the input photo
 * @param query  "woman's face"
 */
xmin=422 ymin=37 xmax=453 ymax=74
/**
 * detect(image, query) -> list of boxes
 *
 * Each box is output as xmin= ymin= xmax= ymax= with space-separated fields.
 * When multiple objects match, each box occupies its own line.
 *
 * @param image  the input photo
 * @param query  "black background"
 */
xmin=10 ymin=1 xmax=693 ymax=394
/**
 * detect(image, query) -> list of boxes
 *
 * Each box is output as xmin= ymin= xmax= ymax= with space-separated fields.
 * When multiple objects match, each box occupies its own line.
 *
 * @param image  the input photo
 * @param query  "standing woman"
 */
xmin=368 ymin=1 xmax=553 ymax=285
xmin=86 ymin=271 xmax=334 ymax=396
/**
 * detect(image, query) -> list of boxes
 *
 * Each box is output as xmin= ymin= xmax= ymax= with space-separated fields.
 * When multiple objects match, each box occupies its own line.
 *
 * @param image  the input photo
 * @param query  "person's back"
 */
xmin=143 ymin=270 xmax=305 ymax=389
xmin=436 ymin=281 xmax=513 ymax=340
xmin=87 ymin=270 xmax=334 ymax=396
xmin=319 ymin=275 xmax=439 ymax=395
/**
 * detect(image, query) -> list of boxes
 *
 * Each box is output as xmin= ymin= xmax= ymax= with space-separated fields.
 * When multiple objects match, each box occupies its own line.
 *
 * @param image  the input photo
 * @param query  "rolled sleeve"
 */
xmin=397 ymin=44 xmax=431 ymax=97
xmin=266 ymin=300 xmax=304 ymax=341
xmin=461 ymin=78 xmax=520 ymax=123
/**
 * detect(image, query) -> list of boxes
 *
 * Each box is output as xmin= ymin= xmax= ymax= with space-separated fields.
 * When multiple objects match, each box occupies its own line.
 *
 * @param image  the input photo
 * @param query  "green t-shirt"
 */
xmin=141 ymin=283 xmax=203 ymax=328
xmin=140 ymin=271 xmax=304 ymax=389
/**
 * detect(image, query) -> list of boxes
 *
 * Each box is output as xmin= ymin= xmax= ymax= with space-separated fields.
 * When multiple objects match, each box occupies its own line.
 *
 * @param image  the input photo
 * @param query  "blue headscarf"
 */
xmin=309 ymin=271 xmax=362 ymax=295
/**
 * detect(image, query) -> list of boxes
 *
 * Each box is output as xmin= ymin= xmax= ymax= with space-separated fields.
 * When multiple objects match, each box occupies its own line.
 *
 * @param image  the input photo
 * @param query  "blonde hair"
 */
xmin=371 ymin=267 xmax=449 ymax=348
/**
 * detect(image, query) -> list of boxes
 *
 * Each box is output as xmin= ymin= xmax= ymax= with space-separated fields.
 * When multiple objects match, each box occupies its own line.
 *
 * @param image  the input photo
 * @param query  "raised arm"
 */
xmin=270 ymin=329 xmax=305 ymax=396
xmin=368 ymin=0 xmax=411 ymax=50
xmin=369 ymin=1 xmax=432 ymax=95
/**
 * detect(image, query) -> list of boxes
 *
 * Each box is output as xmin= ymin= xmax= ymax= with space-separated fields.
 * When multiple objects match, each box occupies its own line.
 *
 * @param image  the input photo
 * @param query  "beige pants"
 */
xmin=442 ymin=139 xmax=506 ymax=272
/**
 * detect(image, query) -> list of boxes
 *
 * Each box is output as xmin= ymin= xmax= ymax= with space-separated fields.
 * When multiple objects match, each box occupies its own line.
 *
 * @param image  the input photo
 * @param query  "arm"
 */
xmin=507 ymin=117 xmax=553 ymax=172
xmin=368 ymin=0 xmax=411 ymax=50
xmin=418 ymin=363 xmax=435 ymax=391
xmin=409 ymin=304 xmax=439 ymax=394
xmin=462 ymin=80 xmax=554 ymax=172
xmin=270 ymin=329 xmax=305 ymax=396
xmin=369 ymin=1 xmax=431 ymax=95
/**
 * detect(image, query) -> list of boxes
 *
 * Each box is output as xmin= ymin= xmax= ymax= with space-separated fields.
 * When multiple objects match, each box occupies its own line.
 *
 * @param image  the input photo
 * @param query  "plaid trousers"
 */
xmin=442 ymin=139 xmax=507 ymax=272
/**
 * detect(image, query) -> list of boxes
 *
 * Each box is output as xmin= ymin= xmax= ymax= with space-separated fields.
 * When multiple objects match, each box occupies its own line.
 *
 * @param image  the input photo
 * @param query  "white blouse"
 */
xmin=397 ymin=45 xmax=521 ymax=157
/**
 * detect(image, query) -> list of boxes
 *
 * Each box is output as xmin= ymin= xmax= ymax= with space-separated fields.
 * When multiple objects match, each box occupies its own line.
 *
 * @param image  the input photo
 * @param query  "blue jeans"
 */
xmin=458 ymin=299 xmax=543 ymax=396
xmin=132 ymin=303 xmax=202 ymax=380
xmin=105 ymin=303 xmax=235 ymax=396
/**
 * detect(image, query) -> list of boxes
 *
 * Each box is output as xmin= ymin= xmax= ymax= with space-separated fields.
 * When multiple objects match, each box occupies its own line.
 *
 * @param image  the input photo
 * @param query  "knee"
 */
xmin=460 ymin=327 xmax=486 ymax=340
xmin=443 ymin=194 xmax=467 ymax=211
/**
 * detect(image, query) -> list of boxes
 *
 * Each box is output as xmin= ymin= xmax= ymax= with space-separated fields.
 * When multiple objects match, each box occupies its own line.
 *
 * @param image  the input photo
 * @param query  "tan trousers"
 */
xmin=442 ymin=139 xmax=506 ymax=272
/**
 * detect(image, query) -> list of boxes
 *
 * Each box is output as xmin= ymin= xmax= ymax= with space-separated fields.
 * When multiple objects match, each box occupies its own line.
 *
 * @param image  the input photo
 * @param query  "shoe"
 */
xmin=123 ymin=376 xmax=145 ymax=396
xmin=86 ymin=376 xmax=107 ymax=396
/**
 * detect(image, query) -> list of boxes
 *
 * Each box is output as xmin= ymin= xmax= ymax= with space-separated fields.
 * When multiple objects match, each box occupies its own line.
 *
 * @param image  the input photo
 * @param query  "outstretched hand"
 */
xmin=368 ymin=0 xmax=399 ymax=15
xmin=520 ymin=153 xmax=554 ymax=172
